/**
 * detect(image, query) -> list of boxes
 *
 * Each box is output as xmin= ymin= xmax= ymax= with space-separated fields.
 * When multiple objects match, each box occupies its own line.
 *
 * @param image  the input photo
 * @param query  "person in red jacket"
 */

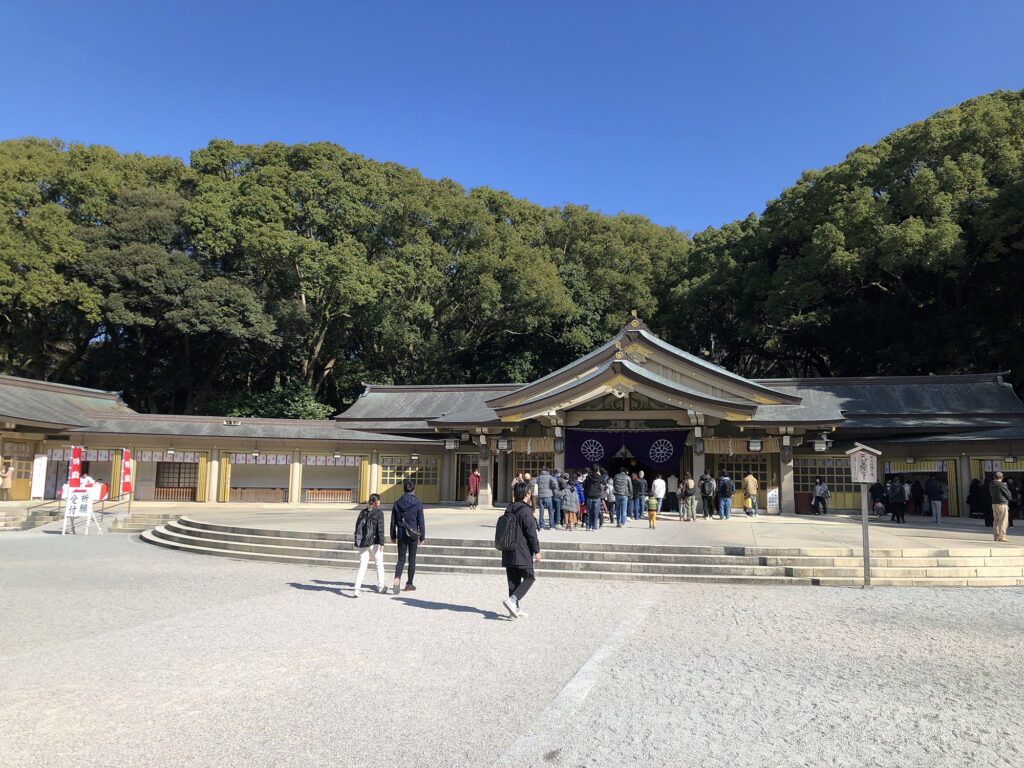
xmin=467 ymin=467 xmax=481 ymax=509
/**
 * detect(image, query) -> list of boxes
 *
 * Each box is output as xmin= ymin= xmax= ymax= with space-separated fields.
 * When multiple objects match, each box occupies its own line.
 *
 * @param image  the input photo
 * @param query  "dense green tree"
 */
xmin=1 ymin=88 xmax=1023 ymax=414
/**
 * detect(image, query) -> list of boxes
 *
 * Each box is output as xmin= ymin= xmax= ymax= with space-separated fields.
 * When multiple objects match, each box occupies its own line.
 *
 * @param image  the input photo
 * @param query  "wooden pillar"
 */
xmin=780 ymin=454 xmax=795 ymax=514
xmin=288 ymin=450 xmax=302 ymax=503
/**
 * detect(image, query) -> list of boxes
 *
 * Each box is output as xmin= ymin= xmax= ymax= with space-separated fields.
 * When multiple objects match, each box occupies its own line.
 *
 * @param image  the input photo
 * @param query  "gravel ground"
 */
xmin=1 ymin=532 xmax=1022 ymax=768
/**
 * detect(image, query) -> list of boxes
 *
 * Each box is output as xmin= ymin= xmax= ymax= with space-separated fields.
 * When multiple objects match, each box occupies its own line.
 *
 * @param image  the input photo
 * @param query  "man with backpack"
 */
xmin=390 ymin=479 xmax=425 ymax=592
xmin=497 ymin=481 xmax=541 ymax=618
xmin=699 ymin=471 xmax=716 ymax=519
xmin=353 ymin=493 xmax=387 ymax=596
xmin=717 ymin=470 xmax=736 ymax=519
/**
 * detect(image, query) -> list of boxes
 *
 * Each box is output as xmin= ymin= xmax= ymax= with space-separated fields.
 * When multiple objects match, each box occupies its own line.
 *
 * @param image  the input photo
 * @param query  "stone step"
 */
xmin=789 ymin=565 xmax=1024 ymax=579
xmin=163 ymin=521 xmax=775 ymax=566
xmin=137 ymin=517 xmax=1024 ymax=588
xmin=139 ymin=530 xmax=811 ymax=585
xmin=814 ymin=576 xmax=1024 ymax=587
xmin=175 ymin=517 xmax=1024 ymax=559
xmin=149 ymin=527 xmax=792 ymax=577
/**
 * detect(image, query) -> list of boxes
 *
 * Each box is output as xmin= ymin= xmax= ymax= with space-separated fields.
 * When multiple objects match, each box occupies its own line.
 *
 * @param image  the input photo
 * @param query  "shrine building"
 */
xmin=3 ymin=316 xmax=1024 ymax=516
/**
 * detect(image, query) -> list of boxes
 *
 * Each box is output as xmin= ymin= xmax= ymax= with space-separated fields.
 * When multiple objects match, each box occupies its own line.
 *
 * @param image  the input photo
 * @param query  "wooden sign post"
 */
xmin=846 ymin=442 xmax=882 ymax=587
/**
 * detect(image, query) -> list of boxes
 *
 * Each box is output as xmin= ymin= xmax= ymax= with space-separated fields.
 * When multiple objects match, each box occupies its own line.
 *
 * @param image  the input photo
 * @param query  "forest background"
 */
xmin=1 ymin=89 xmax=1022 ymax=418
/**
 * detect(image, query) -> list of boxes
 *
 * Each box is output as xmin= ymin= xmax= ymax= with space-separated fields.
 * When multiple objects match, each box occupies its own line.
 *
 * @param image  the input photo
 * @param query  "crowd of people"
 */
xmin=503 ymin=465 xmax=764 ymax=531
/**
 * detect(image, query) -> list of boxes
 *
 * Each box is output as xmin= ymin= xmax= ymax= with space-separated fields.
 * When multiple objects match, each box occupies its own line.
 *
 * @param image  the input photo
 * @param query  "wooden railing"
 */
xmin=302 ymin=489 xmax=354 ymax=503
xmin=229 ymin=488 xmax=288 ymax=503
xmin=136 ymin=487 xmax=197 ymax=502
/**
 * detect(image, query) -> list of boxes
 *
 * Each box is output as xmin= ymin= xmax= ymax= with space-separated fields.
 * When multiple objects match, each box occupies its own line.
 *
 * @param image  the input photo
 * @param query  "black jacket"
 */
xmin=582 ymin=471 xmax=605 ymax=500
xmin=500 ymin=501 xmax=540 ymax=568
xmin=634 ymin=477 xmax=648 ymax=498
xmin=390 ymin=493 xmax=425 ymax=541
xmin=361 ymin=505 xmax=386 ymax=546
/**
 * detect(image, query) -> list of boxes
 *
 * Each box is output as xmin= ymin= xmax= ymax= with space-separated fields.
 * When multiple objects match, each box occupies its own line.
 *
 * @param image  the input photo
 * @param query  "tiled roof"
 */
xmin=0 ymin=375 xmax=133 ymax=428
xmin=756 ymin=374 xmax=1023 ymax=420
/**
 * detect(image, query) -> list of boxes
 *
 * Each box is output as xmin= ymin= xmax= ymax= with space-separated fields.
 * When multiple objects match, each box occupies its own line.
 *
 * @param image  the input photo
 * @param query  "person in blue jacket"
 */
xmin=390 ymin=479 xmax=425 ymax=593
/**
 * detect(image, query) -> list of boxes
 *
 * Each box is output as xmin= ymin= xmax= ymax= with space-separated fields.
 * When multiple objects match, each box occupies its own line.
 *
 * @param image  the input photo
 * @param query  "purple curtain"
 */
xmin=565 ymin=430 xmax=624 ymax=468
xmin=565 ymin=430 xmax=688 ymax=471
xmin=620 ymin=431 xmax=688 ymax=471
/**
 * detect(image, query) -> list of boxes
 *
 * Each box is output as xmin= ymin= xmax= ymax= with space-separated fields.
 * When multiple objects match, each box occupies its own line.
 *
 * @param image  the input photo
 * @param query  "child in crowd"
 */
xmin=560 ymin=474 xmax=578 ymax=531
xmin=647 ymin=494 xmax=658 ymax=529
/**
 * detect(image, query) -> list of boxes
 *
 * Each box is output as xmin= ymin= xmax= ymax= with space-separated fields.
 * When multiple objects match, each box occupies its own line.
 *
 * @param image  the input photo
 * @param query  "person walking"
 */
xmin=535 ymin=467 xmax=559 ymax=530
xmin=742 ymin=471 xmax=759 ymax=517
xmin=502 ymin=481 xmax=541 ymax=618
xmin=467 ymin=467 xmax=481 ymax=510
xmin=582 ymin=465 xmax=604 ymax=531
xmin=613 ymin=468 xmax=632 ymax=527
xmin=0 ymin=462 xmax=12 ymax=502
xmin=989 ymin=471 xmax=1012 ymax=542
xmin=651 ymin=473 xmax=666 ymax=520
xmin=390 ymin=479 xmax=425 ymax=593
xmin=812 ymin=477 xmax=830 ymax=515
xmin=699 ymin=471 xmax=716 ymax=519
xmin=888 ymin=474 xmax=907 ymax=524
xmin=924 ymin=474 xmax=942 ymax=524
xmin=353 ymin=493 xmax=387 ymax=596
xmin=680 ymin=471 xmax=697 ymax=521
xmin=717 ymin=470 xmax=735 ymax=520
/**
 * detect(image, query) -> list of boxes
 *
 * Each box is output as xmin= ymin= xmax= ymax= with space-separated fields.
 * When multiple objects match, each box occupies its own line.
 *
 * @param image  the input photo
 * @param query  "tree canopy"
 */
xmin=2 ymin=89 xmax=1022 ymax=416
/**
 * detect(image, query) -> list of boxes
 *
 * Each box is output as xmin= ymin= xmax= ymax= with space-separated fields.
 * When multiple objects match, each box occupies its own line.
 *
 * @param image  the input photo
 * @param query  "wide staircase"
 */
xmin=141 ymin=517 xmax=1024 ymax=587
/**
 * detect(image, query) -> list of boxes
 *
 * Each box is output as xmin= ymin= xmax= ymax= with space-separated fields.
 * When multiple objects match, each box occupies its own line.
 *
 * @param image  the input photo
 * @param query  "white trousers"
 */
xmin=354 ymin=544 xmax=385 ymax=591
xmin=930 ymin=499 xmax=943 ymax=523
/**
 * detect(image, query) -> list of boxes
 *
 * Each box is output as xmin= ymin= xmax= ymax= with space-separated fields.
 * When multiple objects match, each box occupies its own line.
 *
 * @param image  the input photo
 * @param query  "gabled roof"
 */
xmin=493 ymin=359 xmax=760 ymax=420
xmin=485 ymin=317 xmax=800 ymax=411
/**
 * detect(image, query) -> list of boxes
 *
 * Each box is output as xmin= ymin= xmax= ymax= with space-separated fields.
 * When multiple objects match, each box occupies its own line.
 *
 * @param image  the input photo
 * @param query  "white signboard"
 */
xmin=850 ymin=451 xmax=878 ymax=484
xmin=766 ymin=487 xmax=780 ymax=513
xmin=66 ymin=489 xmax=92 ymax=517
xmin=30 ymin=454 xmax=47 ymax=499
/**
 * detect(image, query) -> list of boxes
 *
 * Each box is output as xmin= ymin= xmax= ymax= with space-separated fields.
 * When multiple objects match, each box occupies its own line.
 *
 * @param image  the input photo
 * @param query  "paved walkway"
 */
xmin=159 ymin=502 xmax=1021 ymax=552
xmin=1 ymin=533 xmax=1022 ymax=768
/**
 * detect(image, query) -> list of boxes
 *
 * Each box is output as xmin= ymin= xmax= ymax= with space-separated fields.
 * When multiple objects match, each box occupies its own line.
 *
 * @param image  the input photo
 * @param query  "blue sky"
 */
xmin=2 ymin=1 xmax=1022 ymax=233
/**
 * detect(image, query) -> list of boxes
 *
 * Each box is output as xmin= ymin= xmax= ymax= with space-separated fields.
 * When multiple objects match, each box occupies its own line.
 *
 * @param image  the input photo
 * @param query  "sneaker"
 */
xmin=392 ymin=578 xmax=401 ymax=595
xmin=379 ymin=586 xmax=389 ymax=594
xmin=353 ymin=590 xmax=361 ymax=598
xmin=503 ymin=596 xmax=521 ymax=618
xmin=403 ymin=583 xmax=416 ymax=592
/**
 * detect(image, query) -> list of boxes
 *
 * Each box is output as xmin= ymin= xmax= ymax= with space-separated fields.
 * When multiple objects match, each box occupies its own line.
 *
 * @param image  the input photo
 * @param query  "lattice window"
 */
xmin=794 ymin=457 xmax=854 ymax=493
xmin=156 ymin=462 xmax=198 ymax=488
xmin=514 ymin=452 xmax=555 ymax=479
xmin=381 ymin=457 xmax=439 ymax=488
xmin=715 ymin=455 xmax=769 ymax=486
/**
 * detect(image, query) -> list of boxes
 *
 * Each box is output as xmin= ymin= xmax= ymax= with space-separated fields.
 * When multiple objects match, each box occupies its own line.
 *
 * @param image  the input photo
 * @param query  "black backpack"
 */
xmin=353 ymin=508 xmax=373 ymax=549
xmin=720 ymin=477 xmax=735 ymax=496
xmin=494 ymin=506 xmax=519 ymax=552
xmin=700 ymin=476 xmax=716 ymax=496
